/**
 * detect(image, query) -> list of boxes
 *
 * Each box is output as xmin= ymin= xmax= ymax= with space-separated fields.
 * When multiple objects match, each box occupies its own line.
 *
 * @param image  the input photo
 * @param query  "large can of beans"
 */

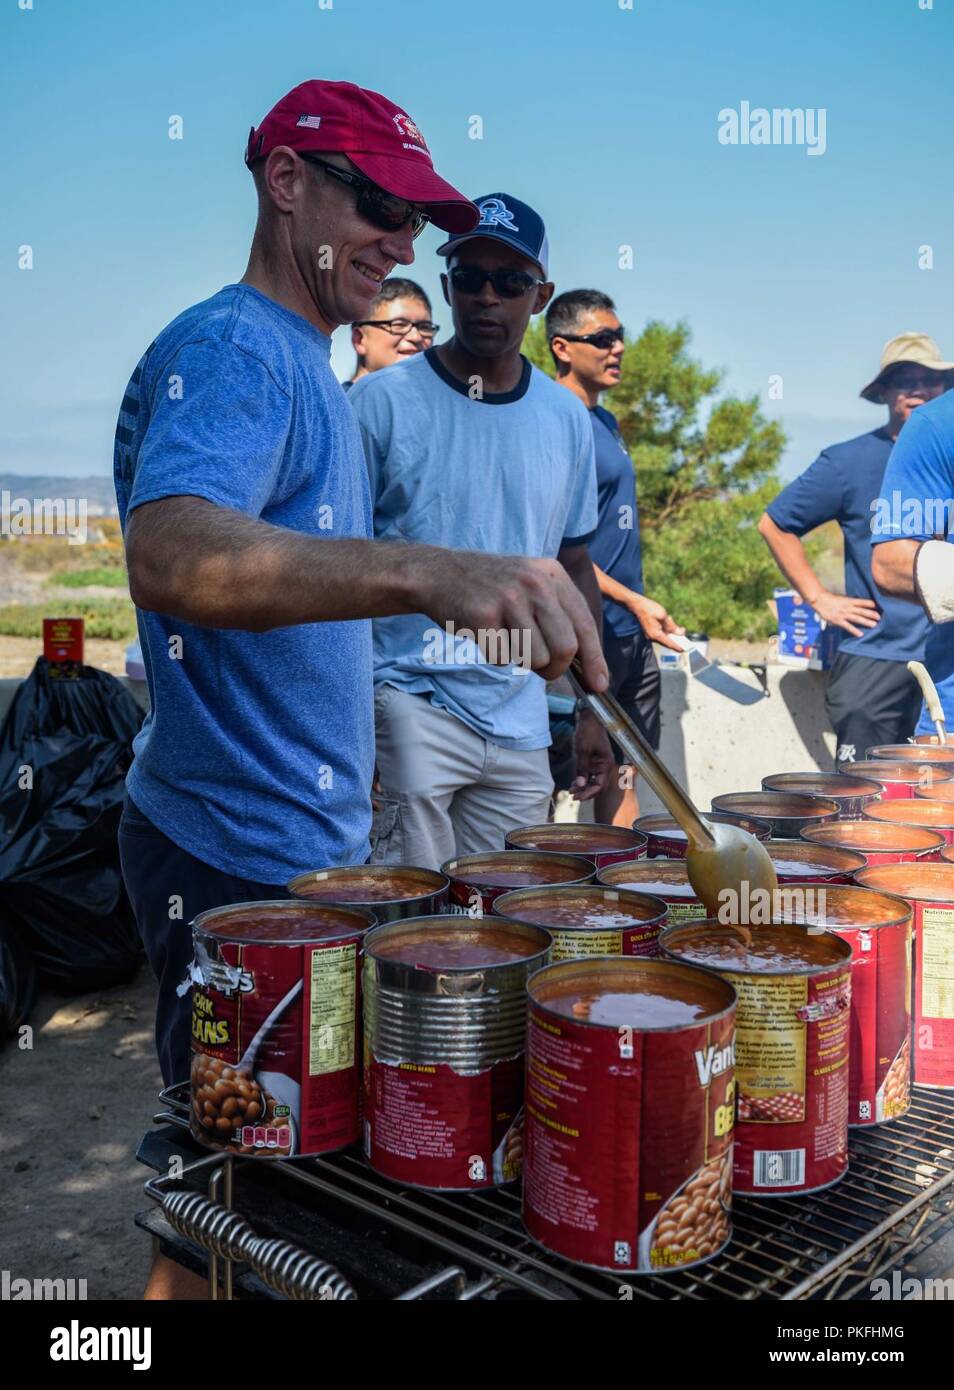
xmin=855 ymin=863 xmax=954 ymax=1090
xmin=917 ymin=781 xmax=954 ymax=805
xmin=441 ymin=850 xmax=593 ymax=917
xmin=762 ymin=771 xmax=882 ymax=821
xmin=710 ymin=791 xmax=839 ymax=839
xmin=522 ymin=956 xmax=736 ymax=1274
xmin=504 ymin=821 xmax=647 ymax=870
xmin=634 ymin=811 xmax=770 ymax=859
xmin=493 ymin=885 xmax=667 ymax=959
xmin=363 ymin=915 xmax=551 ymax=1188
xmin=775 ymin=883 xmax=913 ymax=1126
xmin=867 ymin=743 xmax=954 ymax=765
xmin=764 ymin=839 xmax=867 ymax=884
xmin=848 ymin=760 xmax=954 ymax=800
xmin=287 ymin=864 xmax=449 ymax=921
xmin=190 ymin=901 xmax=374 ymax=1158
xmin=802 ymin=819 xmax=944 ymax=865
xmin=912 ymin=733 xmax=954 ymax=745
xmin=661 ymin=921 xmax=852 ymax=1196
xmin=598 ymin=858 xmax=703 ymax=923
xmin=866 ymin=797 xmax=954 ymax=846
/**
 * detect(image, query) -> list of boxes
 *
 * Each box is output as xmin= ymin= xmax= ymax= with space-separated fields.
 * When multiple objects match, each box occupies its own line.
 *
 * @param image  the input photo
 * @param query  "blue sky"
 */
xmin=2 ymin=0 xmax=951 ymax=482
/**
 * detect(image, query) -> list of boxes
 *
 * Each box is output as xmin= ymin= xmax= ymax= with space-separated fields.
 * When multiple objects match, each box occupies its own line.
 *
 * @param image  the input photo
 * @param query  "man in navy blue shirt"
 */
xmin=758 ymin=334 xmax=950 ymax=764
xmin=549 ymin=290 xmax=685 ymax=824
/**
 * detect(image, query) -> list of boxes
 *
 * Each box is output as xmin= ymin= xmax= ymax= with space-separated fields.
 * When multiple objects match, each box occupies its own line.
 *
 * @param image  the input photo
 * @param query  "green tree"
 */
xmin=523 ymin=318 xmax=789 ymax=639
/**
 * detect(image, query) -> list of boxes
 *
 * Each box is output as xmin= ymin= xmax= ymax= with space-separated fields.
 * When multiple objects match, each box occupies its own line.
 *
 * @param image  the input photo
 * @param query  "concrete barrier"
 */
xmin=1 ymin=665 xmax=835 ymax=815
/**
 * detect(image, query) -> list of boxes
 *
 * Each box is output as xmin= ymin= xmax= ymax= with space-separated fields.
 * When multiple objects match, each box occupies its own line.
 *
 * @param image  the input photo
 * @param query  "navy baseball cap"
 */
xmin=436 ymin=193 xmax=549 ymax=277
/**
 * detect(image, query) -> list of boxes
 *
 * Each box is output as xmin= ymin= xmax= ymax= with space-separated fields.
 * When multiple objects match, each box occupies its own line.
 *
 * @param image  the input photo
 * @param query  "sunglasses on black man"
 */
xmin=299 ymin=154 xmax=430 ymax=239
xmin=447 ymin=265 xmax=547 ymax=298
xmin=551 ymin=327 xmax=626 ymax=351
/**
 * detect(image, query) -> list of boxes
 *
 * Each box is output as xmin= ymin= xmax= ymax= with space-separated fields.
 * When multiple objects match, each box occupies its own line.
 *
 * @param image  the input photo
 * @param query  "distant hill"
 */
xmin=0 ymin=474 xmax=119 ymax=516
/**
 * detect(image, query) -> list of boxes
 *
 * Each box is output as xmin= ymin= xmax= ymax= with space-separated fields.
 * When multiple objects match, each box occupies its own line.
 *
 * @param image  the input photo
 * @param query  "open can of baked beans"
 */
xmin=522 ymin=955 xmax=736 ymax=1274
xmin=493 ymin=885 xmax=667 ymax=959
xmin=762 ymin=771 xmax=883 ymax=821
xmin=775 ymin=883 xmax=913 ymax=1126
xmin=848 ymin=760 xmax=954 ymax=801
xmin=441 ymin=850 xmax=593 ymax=917
xmin=855 ymin=862 xmax=954 ymax=1090
xmin=634 ymin=811 xmax=770 ymax=859
xmin=504 ymin=821 xmax=647 ymax=870
xmin=866 ymin=743 xmax=954 ymax=765
xmin=597 ymin=858 xmax=704 ymax=923
xmin=363 ymin=914 xmax=551 ymax=1189
xmin=287 ymin=864 xmax=449 ymax=921
xmin=865 ymin=796 xmax=954 ymax=846
xmin=190 ymin=900 xmax=375 ymax=1158
xmin=661 ymin=920 xmax=852 ymax=1196
xmin=802 ymin=819 xmax=944 ymax=865
xmin=763 ymin=839 xmax=867 ymax=884
xmin=710 ymin=791 xmax=839 ymax=839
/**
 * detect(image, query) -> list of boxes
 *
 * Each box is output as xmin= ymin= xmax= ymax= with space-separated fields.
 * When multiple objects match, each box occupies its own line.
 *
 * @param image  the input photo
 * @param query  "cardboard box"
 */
xmin=773 ymin=589 xmax=841 ymax=670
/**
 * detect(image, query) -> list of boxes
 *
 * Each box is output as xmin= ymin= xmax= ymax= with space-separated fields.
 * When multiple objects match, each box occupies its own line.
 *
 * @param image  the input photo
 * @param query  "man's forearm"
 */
xmin=757 ymin=515 xmax=823 ymax=602
xmin=871 ymin=538 xmax=921 ymax=601
xmin=126 ymin=496 xmax=444 ymax=630
xmin=593 ymin=563 xmax=636 ymax=609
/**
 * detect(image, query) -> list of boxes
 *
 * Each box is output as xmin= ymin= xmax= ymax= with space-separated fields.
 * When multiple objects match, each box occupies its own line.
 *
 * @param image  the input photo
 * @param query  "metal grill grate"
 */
xmin=150 ymin=1084 xmax=954 ymax=1300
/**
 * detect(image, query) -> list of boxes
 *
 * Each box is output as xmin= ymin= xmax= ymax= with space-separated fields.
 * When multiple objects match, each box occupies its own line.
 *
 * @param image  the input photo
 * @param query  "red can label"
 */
xmin=913 ymin=901 xmax=954 ymax=1088
xmin=522 ymin=1006 xmax=735 ymax=1272
xmin=364 ymin=1053 xmax=523 ymax=1187
xmin=878 ymin=781 xmax=916 ymax=800
xmin=833 ymin=924 xmax=911 ymax=1124
xmin=730 ymin=964 xmax=851 ymax=1194
xmin=190 ymin=935 xmax=362 ymax=1157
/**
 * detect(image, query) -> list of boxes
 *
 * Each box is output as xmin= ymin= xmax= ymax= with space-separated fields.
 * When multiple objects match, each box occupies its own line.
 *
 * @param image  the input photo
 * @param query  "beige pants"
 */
xmin=372 ymin=685 xmax=554 ymax=871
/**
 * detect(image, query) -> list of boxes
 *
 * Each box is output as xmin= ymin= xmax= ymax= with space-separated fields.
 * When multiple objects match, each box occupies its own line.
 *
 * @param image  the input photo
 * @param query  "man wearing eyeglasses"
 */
xmin=349 ymin=194 xmax=614 ymax=869
xmin=114 ymin=86 xmax=607 ymax=1298
xmin=759 ymin=334 xmax=952 ymax=764
xmin=548 ymin=289 xmax=686 ymax=827
xmin=346 ymin=277 xmax=437 ymax=387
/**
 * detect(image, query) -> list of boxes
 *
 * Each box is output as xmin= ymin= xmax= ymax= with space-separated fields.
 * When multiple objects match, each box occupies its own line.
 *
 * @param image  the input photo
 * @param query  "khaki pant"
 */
xmin=372 ymin=685 xmax=554 ymax=871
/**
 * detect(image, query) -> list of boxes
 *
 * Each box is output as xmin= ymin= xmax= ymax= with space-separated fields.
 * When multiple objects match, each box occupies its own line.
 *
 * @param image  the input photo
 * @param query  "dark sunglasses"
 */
xmin=354 ymin=317 xmax=440 ymax=339
xmin=552 ymin=327 xmax=625 ymax=351
xmin=884 ymin=371 xmax=942 ymax=392
xmin=300 ymin=154 xmax=429 ymax=239
xmin=448 ymin=265 xmax=546 ymax=298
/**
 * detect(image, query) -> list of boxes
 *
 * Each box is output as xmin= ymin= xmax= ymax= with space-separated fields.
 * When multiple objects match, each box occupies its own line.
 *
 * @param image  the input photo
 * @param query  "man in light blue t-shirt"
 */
xmin=350 ymin=194 xmax=614 ymax=868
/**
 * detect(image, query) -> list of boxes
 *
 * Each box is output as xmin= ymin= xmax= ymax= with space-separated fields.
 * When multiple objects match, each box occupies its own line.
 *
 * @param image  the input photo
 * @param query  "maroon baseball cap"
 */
xmin=245 ymin=80 xmax=478 ymax=235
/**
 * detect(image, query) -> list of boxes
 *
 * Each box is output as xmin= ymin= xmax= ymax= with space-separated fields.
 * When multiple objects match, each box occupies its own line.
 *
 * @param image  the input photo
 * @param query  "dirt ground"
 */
xmin=0 ymin=968 xmax=163 ymax=1300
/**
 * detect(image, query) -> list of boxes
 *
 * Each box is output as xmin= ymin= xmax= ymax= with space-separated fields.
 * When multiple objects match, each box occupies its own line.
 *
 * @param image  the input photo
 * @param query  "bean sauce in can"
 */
xmin=504 ymin=821 xmax=648 ymax=870
xmin=802 ymin=819 xmax=944 ymax=865
xmin=287 ymin=864 xmax=449 ymax=922
xmin=441 ymin=850 xmax=593 ymax=917
xmin=522 ymin=956 xmax=736 ymax=1273
xmin=634 ymin=811 xmax=770 ymax=860
xmin=848 ymin=760 xmax=954 ymax=801
xmin=764 ymin=839 xmax=867 ymax=883
xmin=493 ymin=885 xmax=667 ymax=959
xmin=865 ymin=797 xmax=954 ymax=846
xmin=710 ymin=791 xmax=839 ymax=839
xmin=762 ymin=771 xmax=882 ymax=821
xmin=661 ymin=920 xmax=852 ymax=1196
xmin=597 ymin=858 xmax=704 ymax=924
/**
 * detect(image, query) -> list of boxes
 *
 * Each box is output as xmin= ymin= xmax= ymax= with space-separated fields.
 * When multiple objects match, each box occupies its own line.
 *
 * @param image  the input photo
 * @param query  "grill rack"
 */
xmin=145 ymin=1082 xmax=954 ymax=1300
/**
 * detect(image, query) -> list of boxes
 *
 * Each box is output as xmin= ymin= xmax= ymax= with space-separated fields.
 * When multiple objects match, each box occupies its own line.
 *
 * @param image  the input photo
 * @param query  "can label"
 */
xmin=914 ymin=904 xmax=954 ymax=1088
xmin=447 ymin=879 xmax=507 ymax=916
xmin=190 ymin=935 xmax=362 ymax=1157
xmin=662 ymin=898 xmax=705 ymax=924
xmin=548 ymin=920 xmax=661 ymax=960
xmin=833 ymin=924 xmax=911 ymax=1124
xmin=729 ymin=965 xmax=851 ymax=1193
xmin=522 ymin=1005 xmax=734 ymax=1272
xmin=364 ymin=1053 xmax=523 ymax=1187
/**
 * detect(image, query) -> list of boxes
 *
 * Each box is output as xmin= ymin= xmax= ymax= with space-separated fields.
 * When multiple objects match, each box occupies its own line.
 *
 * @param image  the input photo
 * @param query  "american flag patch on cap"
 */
xmin=296 ymin=115 xmax=323 ymax=129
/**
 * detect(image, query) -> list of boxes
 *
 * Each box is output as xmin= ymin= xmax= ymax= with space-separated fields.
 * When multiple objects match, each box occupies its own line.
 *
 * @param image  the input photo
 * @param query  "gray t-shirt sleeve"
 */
xmin=129 ymin=339 xmax=293 ymax=519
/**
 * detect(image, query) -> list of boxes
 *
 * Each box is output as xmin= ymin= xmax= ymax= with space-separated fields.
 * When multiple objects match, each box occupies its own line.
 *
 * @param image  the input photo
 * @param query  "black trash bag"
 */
xmin=0 ymin=657 xmax=145 ymax=993
xmin=0 ymin=919 xmax=37 ymax=1037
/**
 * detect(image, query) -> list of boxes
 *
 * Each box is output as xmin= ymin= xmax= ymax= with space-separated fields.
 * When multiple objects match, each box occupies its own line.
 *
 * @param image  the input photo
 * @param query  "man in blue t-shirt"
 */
xmin=871 ymin=384 xmax=954 ymax=733
xmin=758 ymin=334 xmax=951 ymax=764
xmin=547 ymin=289 xmax=685 ymax=825
xmin=113 ymin=82 xmax=608 ymax=1299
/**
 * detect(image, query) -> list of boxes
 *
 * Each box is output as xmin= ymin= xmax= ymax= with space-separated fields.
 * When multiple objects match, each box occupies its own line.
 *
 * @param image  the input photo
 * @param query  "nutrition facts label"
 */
xmin=921 ymin=909 xmax=954 ymax=1019
xmin=308 ymin=943 xmax=356 ymax=1074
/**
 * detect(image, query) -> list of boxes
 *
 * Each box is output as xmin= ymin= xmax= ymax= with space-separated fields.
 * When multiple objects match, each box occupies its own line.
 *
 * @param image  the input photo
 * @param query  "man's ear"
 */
xmin=351 ymin=325 xmax=366 ymax=359
xmin=440 ymin=272 xmax=451 ymax=308
xmin=550 ymin=335 xmax=572 ymax=370
xmin=534 ymin=281 xmax=555 ymax=314
xmin=261 ymin=146 xmax=304 ymax=214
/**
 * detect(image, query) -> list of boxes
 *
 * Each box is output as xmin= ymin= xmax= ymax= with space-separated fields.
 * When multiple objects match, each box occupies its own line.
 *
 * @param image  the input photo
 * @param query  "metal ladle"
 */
xmin=568 ymin=659 xmax=778 ymax=921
